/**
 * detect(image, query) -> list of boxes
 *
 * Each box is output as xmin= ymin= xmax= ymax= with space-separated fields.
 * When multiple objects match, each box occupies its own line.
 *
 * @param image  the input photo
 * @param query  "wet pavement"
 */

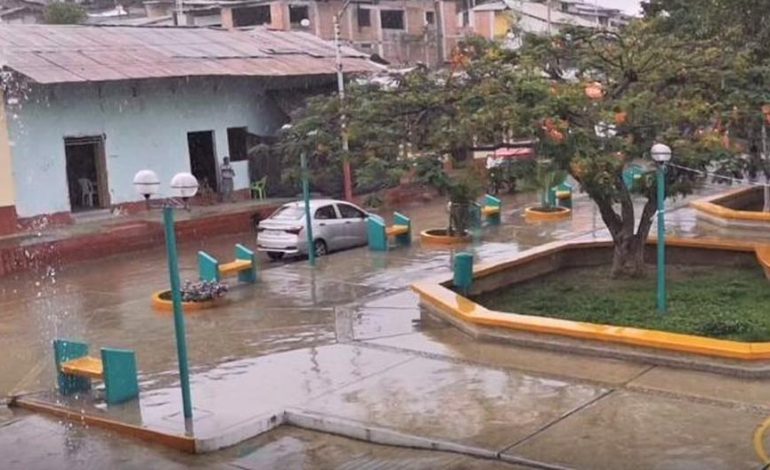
xmin=3 ymin=189 xmax=770 ymax=469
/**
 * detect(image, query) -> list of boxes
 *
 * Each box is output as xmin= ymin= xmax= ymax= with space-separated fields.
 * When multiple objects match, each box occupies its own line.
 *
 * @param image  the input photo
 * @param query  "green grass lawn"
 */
xmin=472 ymin=264 xmax=770 ymax=342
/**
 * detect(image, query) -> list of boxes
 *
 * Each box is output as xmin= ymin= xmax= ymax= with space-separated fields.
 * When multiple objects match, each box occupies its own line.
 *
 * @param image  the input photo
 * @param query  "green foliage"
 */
xmin=44 ymin=3 xmax=87 ymax=24
xmin=413 ymin=156 xmax=450 ymax=193
xmin=355 ymin=157 xmax=405 ymax=194
xmin=473 ymin=264 xmax=770 ymax=342
xmin=280 ymin=19 xmax=750 ymax=273
xmin=643 ymin=0 xmax=770 ymax=178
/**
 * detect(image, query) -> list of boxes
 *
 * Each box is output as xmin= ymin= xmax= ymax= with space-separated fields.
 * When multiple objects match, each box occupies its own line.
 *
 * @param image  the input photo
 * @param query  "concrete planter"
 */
xmin=524 ymin=206 xmax=571 ymax=222
xmin=151 ymin=290 xmax=223 ymax=312
xmin=419 ymin=229 xmax=472 ymax=246
xmin=412 ymin=237 xmax=770 ymax=370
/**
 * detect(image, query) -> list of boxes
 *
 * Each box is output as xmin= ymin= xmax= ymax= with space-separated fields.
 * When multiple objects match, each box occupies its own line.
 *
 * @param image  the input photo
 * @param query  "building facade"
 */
xmin=144 ymin=0 xmax=463 ymax=66
xmin=0 ymin=25 xmax=378 ymax=232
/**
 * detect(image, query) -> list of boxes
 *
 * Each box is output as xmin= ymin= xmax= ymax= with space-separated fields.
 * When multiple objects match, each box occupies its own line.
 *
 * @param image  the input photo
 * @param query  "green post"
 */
xmin=301 ymin=151 xmax=315 ymax=266
xmin=656 ymin=164 xmax=667 ymax=313
xmin=163 ymin=207 xmax=193 ymax=419
xmin=454 ymin=252 xmax=474 ymax=295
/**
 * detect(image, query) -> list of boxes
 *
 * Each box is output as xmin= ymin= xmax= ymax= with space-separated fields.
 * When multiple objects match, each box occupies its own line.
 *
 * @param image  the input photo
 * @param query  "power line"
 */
xmin=668 ymin=162 xmax=770 ymax=188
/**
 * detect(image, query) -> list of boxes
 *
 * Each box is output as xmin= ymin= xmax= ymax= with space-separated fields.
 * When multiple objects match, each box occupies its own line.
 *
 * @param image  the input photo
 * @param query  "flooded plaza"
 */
xmin=1 ymin=192 xmax=768 ymax=469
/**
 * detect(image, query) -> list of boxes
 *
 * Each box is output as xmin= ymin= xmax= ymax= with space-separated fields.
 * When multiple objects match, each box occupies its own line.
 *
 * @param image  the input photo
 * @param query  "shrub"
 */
xmin=181 ymin=280 xmax=229 ymax=302
xmin=44 ymin=3 xmax=87 ymax=24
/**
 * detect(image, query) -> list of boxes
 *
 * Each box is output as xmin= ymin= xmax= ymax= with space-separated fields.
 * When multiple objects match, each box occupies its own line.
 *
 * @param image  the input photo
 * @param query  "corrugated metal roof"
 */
xmin=0 ymin=24 xmax=381 ymax=84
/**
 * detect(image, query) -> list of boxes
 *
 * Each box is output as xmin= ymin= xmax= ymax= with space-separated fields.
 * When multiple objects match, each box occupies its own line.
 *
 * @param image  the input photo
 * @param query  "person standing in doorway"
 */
xmin=221 ymin=156 xmax=236 ymax=203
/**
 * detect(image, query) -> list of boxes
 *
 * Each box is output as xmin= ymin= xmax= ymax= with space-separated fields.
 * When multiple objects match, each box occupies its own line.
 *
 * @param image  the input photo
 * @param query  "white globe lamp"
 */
xmin=133 ymin=169 xmax=160 ymax=209
xmin=651 ymin=143 xmax=672 ymax=164
xmin=170 ymin=172 xmax=199 ymax=200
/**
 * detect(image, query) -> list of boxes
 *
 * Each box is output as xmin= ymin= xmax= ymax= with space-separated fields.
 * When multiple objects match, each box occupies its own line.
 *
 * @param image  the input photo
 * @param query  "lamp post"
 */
xmin=651 ymin=143 xmax=671 ymax=314
xmin=333 ymin=0 xmax=354 ymax=202
xmin=282 ymin=124 xmax=318 ymax=266
xmin=133 ymin=170 xmax=198 ymax=420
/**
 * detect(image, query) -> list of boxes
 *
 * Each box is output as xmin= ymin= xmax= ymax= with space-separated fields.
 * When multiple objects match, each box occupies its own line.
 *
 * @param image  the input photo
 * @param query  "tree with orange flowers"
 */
xmin=281 ymin=26 xmax=735 ymax=276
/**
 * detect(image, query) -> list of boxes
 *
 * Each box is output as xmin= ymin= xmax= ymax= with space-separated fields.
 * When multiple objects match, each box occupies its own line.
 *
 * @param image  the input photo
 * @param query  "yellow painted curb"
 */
xmin=691 ymin=187 xmax=770 ymax=222
xmin=151 ymin=290 xmax=217 ymax=313
xmin=754 ymin=414 xmax=770 ymax=465
xmin=524 ymin=206 xmax=571 ymax=222
xmin=411 ymin=238 xmax=770 ymax=361
xmin=419 ymin=229 xmax=472 ymax=246
xmin=11 ymin=396 xmax=197 ymax=453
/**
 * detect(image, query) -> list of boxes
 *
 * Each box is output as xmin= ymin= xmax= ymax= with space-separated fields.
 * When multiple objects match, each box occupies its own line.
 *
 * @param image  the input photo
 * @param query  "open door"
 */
xmin=187 ymin=131 xmax=218 ymax=193
xmin=64 ymin=136 xmax=110 ymax=212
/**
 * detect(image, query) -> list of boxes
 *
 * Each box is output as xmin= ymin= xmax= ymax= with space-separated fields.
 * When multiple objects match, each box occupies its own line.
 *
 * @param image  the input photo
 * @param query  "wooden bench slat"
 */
xmin=219 ymin=259 xmax=252 ymax=276
xmin=482 ymin=206 xmax=500 ymax=216
xmin=61 ymin=356 xmax=103 ymax=379
xmin=386 ymin=225 xmax=409 ymax=237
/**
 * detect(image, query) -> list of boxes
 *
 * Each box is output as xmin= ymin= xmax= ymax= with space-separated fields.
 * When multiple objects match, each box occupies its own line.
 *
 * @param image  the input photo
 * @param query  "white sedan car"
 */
xmin=256 ymin=199 xmax=369 ymax=261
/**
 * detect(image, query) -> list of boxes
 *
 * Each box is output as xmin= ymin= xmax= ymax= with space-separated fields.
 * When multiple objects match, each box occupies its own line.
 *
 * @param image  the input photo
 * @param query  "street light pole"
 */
xmin=334 ymin=1 xmax=354 ymax=202
xmin=655 ymin=163 xmax=666 ymax=313
xmin=651 ymin=143 xmax=672 ymax=314
xmin=133 ymin=170 xmax=198 ymax=420
xmin=300 ymin=149 xmax=316 ymax=267
xmin=162 ymin=206 xmax=193 ymax=419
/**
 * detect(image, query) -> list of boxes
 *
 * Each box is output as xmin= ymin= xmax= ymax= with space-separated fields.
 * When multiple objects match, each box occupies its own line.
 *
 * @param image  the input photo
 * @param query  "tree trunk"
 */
xmin=587 ymin=174 xmax=658 ymax=279
xmin=611 ymin=234 xmax=645 ymax=278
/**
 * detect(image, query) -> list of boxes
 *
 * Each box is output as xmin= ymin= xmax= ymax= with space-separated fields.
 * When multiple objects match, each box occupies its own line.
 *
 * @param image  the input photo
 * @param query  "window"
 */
xmin=462 ymin=10 xmax=469 ymax=27
xmin=357 ymin=7 xmax=371 ymax=27
xmin=315 ymin=205 xmax=337 ymax=220
xmin=227 ymin=127 xmax=248 ymax=162
xmin=380 ymin=10 xmax=404 ymax=30
xmin=289 ymin=5 xmax=309 ymax=25
xmin=425 ymin=11 xmax=435 ymax=25
xmin=337 ymin=204 xmax=365 ymax=219
xmin=232 ymin=5 xmax=271 ymax=27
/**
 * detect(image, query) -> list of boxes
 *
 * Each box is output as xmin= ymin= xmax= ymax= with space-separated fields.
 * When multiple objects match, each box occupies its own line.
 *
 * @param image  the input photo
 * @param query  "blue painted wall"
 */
xmin=7 ymin=77 xmax=287 ymax=217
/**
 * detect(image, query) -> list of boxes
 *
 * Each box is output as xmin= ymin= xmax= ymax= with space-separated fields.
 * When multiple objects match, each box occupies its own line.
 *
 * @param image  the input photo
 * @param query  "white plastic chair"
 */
xmin=78 ymin=178 xmax=96 ymax=207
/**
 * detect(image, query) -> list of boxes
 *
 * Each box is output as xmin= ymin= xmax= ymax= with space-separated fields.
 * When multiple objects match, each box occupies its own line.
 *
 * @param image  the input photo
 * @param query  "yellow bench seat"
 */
xmin=61 ymin=356 xmax=103 ymax=379
xmin=386 ymin=225 xmax=409 ymax=237
xmin=219 ymin=259 xmax=253 ymax=276
xmin=481 ymin=206 xmax=500 ymax=216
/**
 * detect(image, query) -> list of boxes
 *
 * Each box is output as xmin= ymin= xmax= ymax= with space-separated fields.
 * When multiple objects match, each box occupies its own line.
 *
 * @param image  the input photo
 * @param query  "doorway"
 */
xmin=187 ymin=131 xmax=218 ymax=193
xmin=64 ymin=136 xmax=109 ymax=212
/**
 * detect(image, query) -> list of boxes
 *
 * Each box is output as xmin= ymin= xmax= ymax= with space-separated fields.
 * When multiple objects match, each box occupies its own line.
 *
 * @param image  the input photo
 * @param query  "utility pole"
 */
xmin=761 ymin=122 xmax=770 ymax=212
xmin=334 ymin=0 xmax=354 ymax=202
xmin=433 ymin=0 xmax=445 ymax=65
xmin=546 ymin=0 xmax=552 ymax=35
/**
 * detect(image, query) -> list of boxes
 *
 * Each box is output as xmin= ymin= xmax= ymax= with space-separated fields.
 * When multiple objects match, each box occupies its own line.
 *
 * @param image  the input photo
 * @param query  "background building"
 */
xmin=0 ymin=24 xmax=379 ymax=230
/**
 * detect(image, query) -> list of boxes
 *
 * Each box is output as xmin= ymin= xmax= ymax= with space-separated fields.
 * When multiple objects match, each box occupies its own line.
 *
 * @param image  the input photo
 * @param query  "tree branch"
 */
xmin=635 ymin=195 xmax=659 ymax=243
xmin=616 ymin=174 xmax=635 ymax=237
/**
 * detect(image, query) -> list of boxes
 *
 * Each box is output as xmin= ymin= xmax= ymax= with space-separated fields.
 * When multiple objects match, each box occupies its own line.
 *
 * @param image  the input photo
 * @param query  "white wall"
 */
xmin=7 ymin=77 xmax=286 ymax=217
xmin=232 ymin=160 xmax=250 ymax=190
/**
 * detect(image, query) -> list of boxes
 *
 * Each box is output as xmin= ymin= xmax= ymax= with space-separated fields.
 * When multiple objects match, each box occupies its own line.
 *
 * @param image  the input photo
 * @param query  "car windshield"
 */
xmin=271 ymin=205 xmax=305 ymax=220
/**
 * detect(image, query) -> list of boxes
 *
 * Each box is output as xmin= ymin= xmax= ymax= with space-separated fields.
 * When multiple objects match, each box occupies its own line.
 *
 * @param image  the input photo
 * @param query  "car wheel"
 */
xmin=267 ymin=252 xmax=284 ymax=261
xmin=314 ymin=239 xmax=328 ymax=257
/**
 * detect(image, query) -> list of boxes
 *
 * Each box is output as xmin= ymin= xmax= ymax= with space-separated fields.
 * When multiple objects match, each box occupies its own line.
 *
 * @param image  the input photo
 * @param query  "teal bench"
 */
xmin=53 ymin=339 xmax=139 ymax=405
xmin=481 ymin=194 xmax=502 ymax=225
xmin=368 ymin=212 xmax=411 ymax=252
xmin=198 ymin=243 xmax=257 ymax=283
